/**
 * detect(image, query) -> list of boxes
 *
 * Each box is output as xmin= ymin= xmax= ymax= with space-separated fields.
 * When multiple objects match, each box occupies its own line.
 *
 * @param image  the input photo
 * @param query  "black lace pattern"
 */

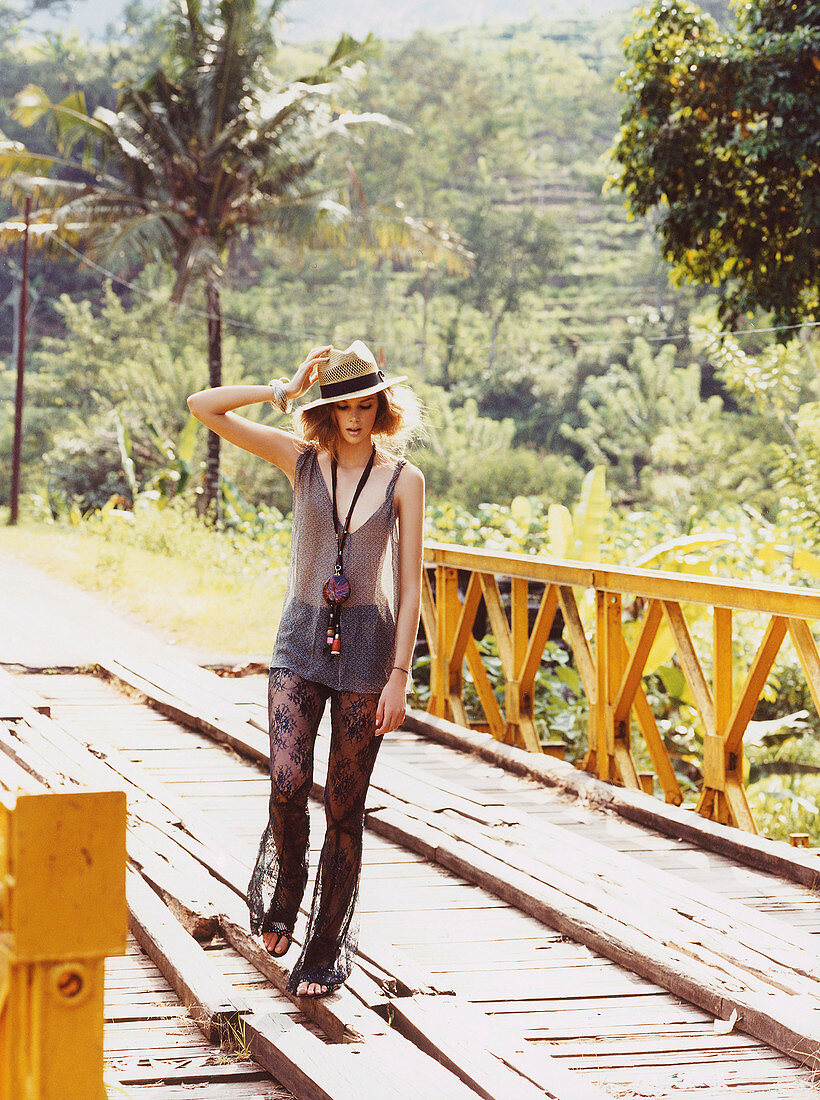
xmin=247 ymin=667 xmax=382 ymax=993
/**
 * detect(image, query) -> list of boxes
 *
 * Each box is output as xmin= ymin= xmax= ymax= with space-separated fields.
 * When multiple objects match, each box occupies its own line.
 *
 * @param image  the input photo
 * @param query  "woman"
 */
xmin=187 ymin=341 xmax=425 ymax=997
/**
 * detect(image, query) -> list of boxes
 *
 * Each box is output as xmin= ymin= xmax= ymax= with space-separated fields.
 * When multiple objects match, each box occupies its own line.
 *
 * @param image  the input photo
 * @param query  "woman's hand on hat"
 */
xmin=287 ymin=345 xmax=332 ymax=401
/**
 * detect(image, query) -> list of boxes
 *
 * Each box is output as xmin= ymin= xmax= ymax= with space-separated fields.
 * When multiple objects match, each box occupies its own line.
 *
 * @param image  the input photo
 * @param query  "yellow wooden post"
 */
xmin=0 ymin=789 xmax=127 ymax=1100
xmin=517 ymin=585 xmax=559 ymax=755
xmin=420 ymin=567 xmax=439 ymax=717
xmin=434 ymin=565 xmax=460 ymax=721
xmin=508 ymin=578 xmax=529 ymax=749
xmin=698 ymin=607 xmax=734 ymax=824
xmin=719 ymin=616 xmax=788 ymax=832
xmin=557 ymin=586 xmax=597 ymax=774
xmin=601 ymin=592 xmax=639 ymax=789
xmin=594 ymin=591 xmax=608 ymax=779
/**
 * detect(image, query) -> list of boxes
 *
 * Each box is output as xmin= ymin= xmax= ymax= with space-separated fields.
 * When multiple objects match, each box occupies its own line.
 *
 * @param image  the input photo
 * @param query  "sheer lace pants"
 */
xmin=247 ymin=668 xmax=382 ymax=993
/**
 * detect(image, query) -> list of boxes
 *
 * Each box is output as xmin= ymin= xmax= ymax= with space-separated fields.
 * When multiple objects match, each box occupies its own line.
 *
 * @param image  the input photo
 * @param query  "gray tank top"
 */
xmin=271 ymin=443 xmax=406 ymax=693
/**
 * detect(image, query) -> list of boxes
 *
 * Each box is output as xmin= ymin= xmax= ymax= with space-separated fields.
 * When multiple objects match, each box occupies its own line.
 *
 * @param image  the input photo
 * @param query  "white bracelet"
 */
xmin=268 ymin=378 xmax=292 ymax=414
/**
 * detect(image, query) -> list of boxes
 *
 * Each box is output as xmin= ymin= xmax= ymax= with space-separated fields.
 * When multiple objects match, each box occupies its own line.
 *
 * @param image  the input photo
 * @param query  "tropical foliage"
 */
xmin=610 ymin=0 xmax=820 ymax=324
xmin=1 ymin=5 xmax=819 ymax=841
xmin=0 ymin=0 xmax=466 ymax=512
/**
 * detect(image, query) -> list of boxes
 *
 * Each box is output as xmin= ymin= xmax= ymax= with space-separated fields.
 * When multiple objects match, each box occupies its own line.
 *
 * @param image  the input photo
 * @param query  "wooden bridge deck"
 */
xmin=3 ymin=660 xmax=820 ymax=1099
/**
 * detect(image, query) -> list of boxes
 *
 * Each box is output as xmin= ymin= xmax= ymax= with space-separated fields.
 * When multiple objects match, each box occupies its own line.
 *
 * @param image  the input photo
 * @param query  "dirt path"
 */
xmin=0 ymin=548 xmax=227 ymax=669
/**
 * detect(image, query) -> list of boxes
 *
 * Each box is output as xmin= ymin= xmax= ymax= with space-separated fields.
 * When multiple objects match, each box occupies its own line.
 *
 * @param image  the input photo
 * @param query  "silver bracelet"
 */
xmin=268 ymin=378 xmax=292 ymax=414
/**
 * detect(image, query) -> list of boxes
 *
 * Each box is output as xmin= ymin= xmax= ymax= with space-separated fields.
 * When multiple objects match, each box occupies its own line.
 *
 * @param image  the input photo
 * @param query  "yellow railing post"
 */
xmin=0 ymin=789 xmax=127 ymax=1100
xmin=434 ymin=565 xmax=460 ymax=721
xmin=421 ymin=541 xmax=820 ymax=833
xmin=698 ymin=607 xmax=734 ymax=824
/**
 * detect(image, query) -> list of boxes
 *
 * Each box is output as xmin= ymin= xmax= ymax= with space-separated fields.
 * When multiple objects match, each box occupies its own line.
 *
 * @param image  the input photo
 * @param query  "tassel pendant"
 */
xmin=326 ymin=602 xmax=341 ymax=654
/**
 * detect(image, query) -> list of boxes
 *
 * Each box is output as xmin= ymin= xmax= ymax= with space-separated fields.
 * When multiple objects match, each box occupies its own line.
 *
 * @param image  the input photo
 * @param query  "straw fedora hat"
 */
xmin=300 ymin=340 xmax=407 ymax=410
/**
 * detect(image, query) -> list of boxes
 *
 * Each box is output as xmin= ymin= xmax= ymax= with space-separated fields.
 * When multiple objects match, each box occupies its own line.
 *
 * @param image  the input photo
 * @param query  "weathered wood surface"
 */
xmin=9 ymin=668 xmax=820 ymax=1096
xmin=94 ymin=655 xmax=820 ymax=1069
xmin=405 ymin=708 xmax=820 ymax=889
xmin=105 ymin=933 xmax=295 ymax=1099
xmin=1 ymin=672 xmax=587 ymax=1100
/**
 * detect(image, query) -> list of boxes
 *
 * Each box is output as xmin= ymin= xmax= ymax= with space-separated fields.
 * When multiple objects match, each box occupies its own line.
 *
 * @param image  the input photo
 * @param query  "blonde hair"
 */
xmin=294 ymin=385 xmax=423 ymax=458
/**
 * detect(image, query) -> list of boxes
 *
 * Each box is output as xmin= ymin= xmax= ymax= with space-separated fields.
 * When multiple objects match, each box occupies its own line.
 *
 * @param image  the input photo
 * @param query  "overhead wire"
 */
xmin=45 ymin=232 xmax=820 ymax=356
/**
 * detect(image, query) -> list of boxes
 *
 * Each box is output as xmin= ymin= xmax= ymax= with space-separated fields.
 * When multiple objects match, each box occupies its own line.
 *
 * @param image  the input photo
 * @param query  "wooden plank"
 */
xmin=713 ymin=606 xmax=734 ymax=734
xmin=404 ymin=708 xmax=820 ymax=890
xmin=99 ymin=659 xmax=270 ymax=764
xmin=479 ymin=573 xmax=514 ymax=675
xmin=518 ymin=584 xmax=559 ymax=694
xmin=447 ymin=571 xmax=483 ymax=669
xmin=788 ymin=617 xmax=820 ymax=718
xmin=613 ymin=599 xmax=663 ymax=725
xmin=126 ymin=866 xmax=252 ymax=1045
xmin=365 ymin=803 xmax=820 ymax=1073
xmin=218 ymin=914 xmax=384 ymax=1046
xmin=451 ymin=834 xmax=820 ymax=999
xmin=424 ymin=540 xmax=820 ymax=619
xmin=0 ymin=747 xmax=45 ymax=793
xmin=127 ymin=823 xmax=221 ymax=941
xmin=724 ymin=616 xmax=789 ymax=756
xmin=420 ymin=567 xmax=438 ymax=661
xmin=388 ymin=994 xmax=595 ymax=1100
xmin=455 ymin=806 xmax=820 ymax=976
xmin=0 ymin=666 xmax=51 ymax=718
xmin=662 ymin=601 xmax=715 ymax=736
xmin=554 ymin=586 xmax=595 ymax=704
xmin=464 ymin=634 xmax=505 ymax=739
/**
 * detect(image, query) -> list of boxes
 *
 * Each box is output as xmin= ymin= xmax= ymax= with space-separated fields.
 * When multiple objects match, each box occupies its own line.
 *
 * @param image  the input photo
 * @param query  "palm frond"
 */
xmin=0 ymin=219 xmax=88 ymax=253
xmin=82 ymin=212 xmax=180 ymax=269
xmin=315 ymin=110 xmax=412 ymax=141
xmin=353 ymin=202 xmax=474 ymax=274
xmin=0 ymin=144 xmax=57 ymax=181
xmin=263 ymin=195 xmax=350 ymax=249
xmin=13 ymin=85 xmax=112 ymax=152
xmin=0 ymin=174 xmax=90 ymax=204
xmin=299 ymin=32 xmax=378 ymax=86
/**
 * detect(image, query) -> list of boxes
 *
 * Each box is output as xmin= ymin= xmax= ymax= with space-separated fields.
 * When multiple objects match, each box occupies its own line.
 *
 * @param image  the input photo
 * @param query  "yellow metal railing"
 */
xmin=0 ymin=789 xmax=127 ymax=1100
xmin=421 ymin=542 xmax=820 ymax=832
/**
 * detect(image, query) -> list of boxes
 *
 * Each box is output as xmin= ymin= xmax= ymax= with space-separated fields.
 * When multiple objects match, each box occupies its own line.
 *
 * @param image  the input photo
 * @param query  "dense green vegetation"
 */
xmin=612 ymin=0 xmax=819 ymax=325
xmin=1 ymin=0 xmax=818 ymax=841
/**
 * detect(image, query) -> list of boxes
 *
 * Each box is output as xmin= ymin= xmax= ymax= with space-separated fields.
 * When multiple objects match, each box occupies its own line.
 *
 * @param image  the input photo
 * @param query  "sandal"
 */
xmin=262 ymin=928 xmax=292 ymax=957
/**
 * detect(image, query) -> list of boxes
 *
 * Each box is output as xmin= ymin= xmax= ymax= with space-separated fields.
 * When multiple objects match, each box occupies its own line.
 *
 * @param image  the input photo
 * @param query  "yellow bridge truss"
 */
xmin=421 ymin=542 xmax=820 ymax=832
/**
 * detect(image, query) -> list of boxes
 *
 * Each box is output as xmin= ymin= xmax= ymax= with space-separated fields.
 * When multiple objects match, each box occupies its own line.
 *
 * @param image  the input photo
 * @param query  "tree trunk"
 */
xmin=204 ymin=277 xmax=223 ymax=522
xmin=488 ymin=310 xmax=502 ymax=374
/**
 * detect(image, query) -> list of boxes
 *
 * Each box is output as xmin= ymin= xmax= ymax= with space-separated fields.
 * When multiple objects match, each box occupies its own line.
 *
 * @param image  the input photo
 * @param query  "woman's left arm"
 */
xmin=375 ymin=464 xmax=425 ymax=737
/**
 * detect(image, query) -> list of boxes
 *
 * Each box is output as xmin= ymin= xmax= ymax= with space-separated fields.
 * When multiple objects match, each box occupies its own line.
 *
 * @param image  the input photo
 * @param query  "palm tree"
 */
xmin=0 ymin=0 xmax=467 ymax=514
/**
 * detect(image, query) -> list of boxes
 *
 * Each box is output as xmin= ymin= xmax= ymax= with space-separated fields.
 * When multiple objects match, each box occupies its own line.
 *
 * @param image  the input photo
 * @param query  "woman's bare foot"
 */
xmin=297 ymin=980 xmax=330 ymax=996
xmin=262 ymin=931 xmax=291 ymax=956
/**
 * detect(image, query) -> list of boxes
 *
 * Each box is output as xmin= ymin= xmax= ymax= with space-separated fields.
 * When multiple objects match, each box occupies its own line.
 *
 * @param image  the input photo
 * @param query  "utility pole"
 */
xmin=9 ymin=196 xmax=31 ymax=526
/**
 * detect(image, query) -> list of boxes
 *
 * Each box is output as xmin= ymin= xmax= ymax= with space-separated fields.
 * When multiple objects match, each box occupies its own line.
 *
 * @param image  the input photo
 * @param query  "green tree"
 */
xmin=610 ymin=0 xmax=820 ymax=325
xmin=461 ymin=204 xmax=561 ymax=373
xmin=564 ymin=339 xmax=728 ymax=514
xmin=0 ymin=0 xmax=462 ymax=513
xmin=705 ymin=330 xmax=820 ymax=536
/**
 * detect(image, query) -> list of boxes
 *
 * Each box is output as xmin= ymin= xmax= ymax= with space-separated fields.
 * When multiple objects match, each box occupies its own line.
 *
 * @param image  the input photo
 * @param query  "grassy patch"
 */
xmin=0 ymin=517 xmax=287 ymax=661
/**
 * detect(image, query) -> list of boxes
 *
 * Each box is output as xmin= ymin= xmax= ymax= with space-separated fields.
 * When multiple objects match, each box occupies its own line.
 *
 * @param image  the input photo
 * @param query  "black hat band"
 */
xmin=319 ymin=369 xmax=384 ymax=400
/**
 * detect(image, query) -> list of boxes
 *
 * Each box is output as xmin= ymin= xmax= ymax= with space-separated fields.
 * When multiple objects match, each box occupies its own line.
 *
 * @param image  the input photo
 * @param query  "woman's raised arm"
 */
xmin=187 ymin=346 xmax=330 ymax=481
